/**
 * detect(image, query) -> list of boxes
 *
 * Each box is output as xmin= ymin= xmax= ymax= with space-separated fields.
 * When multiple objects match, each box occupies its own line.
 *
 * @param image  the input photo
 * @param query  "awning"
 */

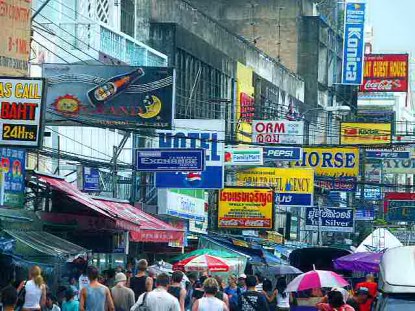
xmin=35 ymin=174 xmax=140 ymax=231
xmin=94 ymin=198 xmax=185 ymax=243
xmin=3 ymin=229 xmax=88 ymax=261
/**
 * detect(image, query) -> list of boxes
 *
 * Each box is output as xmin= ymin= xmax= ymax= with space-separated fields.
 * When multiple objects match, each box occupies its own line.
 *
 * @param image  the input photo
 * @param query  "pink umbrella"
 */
xmin=286 ymin=269 xmax=349 ymax=292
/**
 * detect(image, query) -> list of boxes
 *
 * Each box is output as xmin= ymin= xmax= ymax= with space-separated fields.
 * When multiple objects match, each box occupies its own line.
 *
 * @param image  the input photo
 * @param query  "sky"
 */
xmin=368 ymin=0 xmax=415 ymax=54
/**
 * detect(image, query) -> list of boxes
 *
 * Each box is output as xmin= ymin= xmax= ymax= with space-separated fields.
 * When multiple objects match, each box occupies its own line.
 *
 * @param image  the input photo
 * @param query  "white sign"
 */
xmin=157 ymin=189 xmax=206 ymax=221
xmin=224 ymin=147 xmax=263 ymax=166
xmin=189 ymin=215 xmax=208 ymax=235
xmin=252 ymin=120 xmax=304 ymax=144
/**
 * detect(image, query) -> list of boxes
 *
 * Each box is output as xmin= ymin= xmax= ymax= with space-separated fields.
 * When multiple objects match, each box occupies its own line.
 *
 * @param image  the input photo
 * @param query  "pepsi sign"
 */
xmin=264 ymin=147 xmax=302 ymax=161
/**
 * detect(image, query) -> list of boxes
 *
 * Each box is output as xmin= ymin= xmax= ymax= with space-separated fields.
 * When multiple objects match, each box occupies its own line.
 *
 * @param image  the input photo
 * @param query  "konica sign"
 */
xmin=341 ymin=0 xmax=366 ymax=85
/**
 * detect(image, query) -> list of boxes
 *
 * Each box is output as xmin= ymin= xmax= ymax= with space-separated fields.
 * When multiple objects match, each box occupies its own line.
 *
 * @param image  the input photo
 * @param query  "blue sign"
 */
xmin=355 ymin=209 xmax=375 ymax=221
xmin=305 ymin=207 xmax=354 ymax=233
xmin=135 ymin=149 xmax=205 ymax=172
xmin=341 ymin=1 xmax=366 ymax=85
xmin=155 ymin=120 xmax=224 ymax=189
xmin=263 ymin=147 xmax=302 ymax=161
xmin=315 ymin=177 xmax=357 ymax=192
xmin=366 ymin=151 xmax=410 ymax=159
xmin=387 ymin=200 xmax=415 ymax=222
xmin=276 ymin=193 xmax=313 ymax=207
xmin=0 ymin=148 xmax=25 ymax=208
xmin=361 ymin=186 xmax=382 ymax=200
xmin=83 ymin=167 xmax=100 ymax=192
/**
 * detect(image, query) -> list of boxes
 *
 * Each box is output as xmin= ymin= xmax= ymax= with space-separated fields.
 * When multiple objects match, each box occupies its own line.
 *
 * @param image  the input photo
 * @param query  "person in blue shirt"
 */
xmin=224 ymin=275 xmax=241 ymax=311
xmin=62 ymin=288 xmax=79 ymax=311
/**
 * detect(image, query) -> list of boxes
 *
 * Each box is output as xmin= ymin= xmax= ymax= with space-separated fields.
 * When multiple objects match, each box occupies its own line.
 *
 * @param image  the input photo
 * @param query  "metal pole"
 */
xmin=113 ymin=146 xmax=118 ymax=198
xmin=31 ymin=0 xmax=52 ymax=21
xmin=318 ymin=203 xmax=322 ymax=246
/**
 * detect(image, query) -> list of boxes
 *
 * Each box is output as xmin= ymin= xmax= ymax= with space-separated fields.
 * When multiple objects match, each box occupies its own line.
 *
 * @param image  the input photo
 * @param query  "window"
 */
xmin=121 ymin=0 xmax=135 ymax=37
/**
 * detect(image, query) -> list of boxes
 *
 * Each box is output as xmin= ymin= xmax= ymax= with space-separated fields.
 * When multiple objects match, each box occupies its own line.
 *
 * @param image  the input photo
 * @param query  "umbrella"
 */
xmin=286 ymin=269 xmax=349 ymax=292
xmin=267 ymin=265 xmax=303 ymax=275
xmin=173 ymin=254 xmax=232 ymax=272
xmin=171 ymin=249 xmax=237 ymax=263
xmin=333 ymin=252 xmax=383 ymax=273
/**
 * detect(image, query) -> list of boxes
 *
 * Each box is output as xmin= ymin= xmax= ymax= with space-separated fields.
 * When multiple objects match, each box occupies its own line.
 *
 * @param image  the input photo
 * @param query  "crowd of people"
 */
xmin=0 ymin=261 xmax=378 ymax=311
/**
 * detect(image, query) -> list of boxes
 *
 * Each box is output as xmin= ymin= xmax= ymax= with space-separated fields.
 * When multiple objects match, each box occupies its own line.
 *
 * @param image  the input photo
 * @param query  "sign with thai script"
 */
xmin=135 ymin=148 xmax=205 ymax=172
xmin=218 ymin=188 xmax=274 ymax=229
xmin=366 ymin=150 xmax=410 ymax=159
xmin=305 ymin=207 xmax=354 ymax=233
xmin=361 ymin=54 xmax=409 ymax=92
xmin=340 ymin=122 xmax=392 ymax=145
xmin=0 ymin=78 xmax=45 ymax=147
xmin=263 ymin=147 xmax=302 ymax=161
xmin=236 ymin=63 xmax=254 ymax=143
xmin=341 ymin=0 xmax=366 ymax=85
xmin=252 ymin=120 xmax=304 ymax=145
xmin=0 ymin=0 xmax=31 ymax=76
xmin=224 ymin=147 xmax=263 ymax=166
xmin=155 ymin=119 xmax=224 ymax=189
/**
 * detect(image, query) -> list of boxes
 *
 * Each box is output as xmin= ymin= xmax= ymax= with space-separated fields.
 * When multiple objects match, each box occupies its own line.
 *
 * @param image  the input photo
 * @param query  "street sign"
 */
xmin=366 ymin=150 xmax=410 ymax=159
xmin=82 ymin=167 xmax=100 ymax=192
xmin=135 ymin=148 xmax=205 ymax=172
xmin=275 ymin=193 xmax=313 ymax=207
xmin=263 ymin=147 xmax=302 ymax=161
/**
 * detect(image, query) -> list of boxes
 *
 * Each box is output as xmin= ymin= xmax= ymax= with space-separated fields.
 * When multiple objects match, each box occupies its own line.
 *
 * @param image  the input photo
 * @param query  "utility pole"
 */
xmin=112 ymin=146 xmax=118 ymax=198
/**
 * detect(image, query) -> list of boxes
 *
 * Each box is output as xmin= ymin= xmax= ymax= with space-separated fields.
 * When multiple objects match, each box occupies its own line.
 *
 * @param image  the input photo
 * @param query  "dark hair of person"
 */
xmin=87 ymin=266 xmax=99 ymax=281
xmin=199 ymin=275 xmax=208 ymax=285
xmin=328 ymin=290 xmax=345 ymax=308
xmin=172 ymin=271 xmax=184 ymax=283
xmin=263 ymin=279 xmax=273 ymax=292
xmin=1 ymin=285 xmax=17 ymax=306
xmin=46 ymin=293 xmax=57 ymax=302
xmin=107 ymin=269 xmax=116 ymax=278
xmin=156 ymin=273 xmax=170 ymax=287
xmin=276 ymin=277 xmax=288 ymax=298
xmin=65 ymin=289 xmax=75 ymax=301
xmin=255 ymin=273 xmax=264 ymax=283
xmin=245 ymin=275 xmax=257 ymax=288
xmin=187 ymin=272 xmax=197 ymax=281
xmin=203 ymin=278 xmax=219 ymax=295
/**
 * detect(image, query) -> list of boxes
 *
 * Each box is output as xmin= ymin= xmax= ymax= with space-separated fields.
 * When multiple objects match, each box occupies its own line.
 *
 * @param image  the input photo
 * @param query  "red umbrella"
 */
xmin=173 ymin=254 xmax=231 ymax=272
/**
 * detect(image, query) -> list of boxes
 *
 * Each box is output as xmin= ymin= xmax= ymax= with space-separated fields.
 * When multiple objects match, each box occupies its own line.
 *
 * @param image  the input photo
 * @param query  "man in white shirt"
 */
xmin=132 ymin=273 xmax=180 ymax=311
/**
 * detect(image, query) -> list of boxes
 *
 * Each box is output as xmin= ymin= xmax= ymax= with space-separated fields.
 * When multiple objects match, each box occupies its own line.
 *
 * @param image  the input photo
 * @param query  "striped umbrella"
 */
xmin=286 ymin=269 xmax=349 ymax=292
xmin=173 ymin=254 xmax=231 ymax=272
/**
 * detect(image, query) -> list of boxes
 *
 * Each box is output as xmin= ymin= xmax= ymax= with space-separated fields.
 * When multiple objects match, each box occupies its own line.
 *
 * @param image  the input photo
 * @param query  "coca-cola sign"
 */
xmin=361 ymin=54 xmax=408 ymax=92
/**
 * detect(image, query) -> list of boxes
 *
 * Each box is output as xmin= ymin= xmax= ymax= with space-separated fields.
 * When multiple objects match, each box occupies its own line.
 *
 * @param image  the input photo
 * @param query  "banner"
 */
xmin=341 ymin=0 xmax=366 ymax=85
xmin=218 ymin=188 xmax=274 ymax=229
xmin=361 ymin=54 xmax=409 ymax=92
xmin=43 ymin=64 xmax=174 ymax=129
xmin=252 ymin=120 xmax=304 ymax=145
xmin=155 ymin=119 xmax=224 ymax=189
xmin=0 ymin=148 xmax=25 ymax=208
xmin=340 ymin=122 xmax=392 ymax=145
xmin=0 ymin=0 xmax=31 ymax=76
xmin=383 ymin=159 xmax=415 ymax=174
xmin=305 ymin=207 xmax=354 ymax=233
xmin=224 ymin=147 xmax=263 ymax=166
xmin=0 ymin=78 xmax=45 ymax=147
xmin=236 ymin=63 xmax=254 ymax=143
xmin=158 ymin=189 xmax=206 ymax=222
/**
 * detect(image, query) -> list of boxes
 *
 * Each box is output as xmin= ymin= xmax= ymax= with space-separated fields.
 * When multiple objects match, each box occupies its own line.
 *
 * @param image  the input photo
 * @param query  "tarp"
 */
xmin=355 ymin=228 xmax=403 ymax=252
xmin=333 ymin=251 xmax=383 ymax=272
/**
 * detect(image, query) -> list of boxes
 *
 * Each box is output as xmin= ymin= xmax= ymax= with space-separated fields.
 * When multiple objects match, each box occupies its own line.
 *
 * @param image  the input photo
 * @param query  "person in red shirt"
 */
xmin=355 ymin=274 xmax=377 ymax=311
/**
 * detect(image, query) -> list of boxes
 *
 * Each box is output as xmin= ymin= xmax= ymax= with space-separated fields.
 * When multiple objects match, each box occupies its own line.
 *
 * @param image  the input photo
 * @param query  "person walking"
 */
xmin=224 ymin=275 xmax=241 ymax=311
xmin=238 ymin=275 xmax=269 ymax=311
xmin=261 ymin=279 xmax=276 ymax=311
xmin=316 ymin=290 xmax=355 ymax=311
xmin=62 ymin=288 xmax=79 ymax=311
xmin=1 ymin=285 xmax=17 ymax=311
xmin=17 ymin=265 xmax=46 ymax=311
xmin=168 ymin=271 xmax=187 ymax=311
xmin=80 ymin=266 xmax=115 ymax=311
xmin=275 ymin=277 xmax=291 ymax=311
xmin=111 ymin=273 xmax=135 ymax=311
xmin=131 ymin=273 xmax=180 ymax=311
xmin=129 ymin=259 xmax=153 ymax=301
xmin=213 ymin=276 xmax=229 ymax=310
xmin=192 ymin=278 xmax=228 ymax=311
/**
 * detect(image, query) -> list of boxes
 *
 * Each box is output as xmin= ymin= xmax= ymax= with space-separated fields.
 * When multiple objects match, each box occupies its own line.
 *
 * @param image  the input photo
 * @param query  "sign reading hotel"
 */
xmin=0 ymin=0 xmax=32 ymax=76
xmin=0 ymin=78 xmax=45 ymax=147
xmin=340 ymin=122 xmax=392 ymax=145
xmin=218 ymin=188 xmax=274 ymax=229
xmin=361 ymin=54 xmax=409 ymax=92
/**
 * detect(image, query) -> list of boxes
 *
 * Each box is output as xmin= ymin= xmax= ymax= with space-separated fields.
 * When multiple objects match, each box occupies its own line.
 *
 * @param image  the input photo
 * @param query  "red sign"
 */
xmin=240 ymin=92 xmax=255 ymax=122
xmin=384 ymin=192 xmax=415 ymax=213
xmin=361 ymin=54 xmax=409 ymax=92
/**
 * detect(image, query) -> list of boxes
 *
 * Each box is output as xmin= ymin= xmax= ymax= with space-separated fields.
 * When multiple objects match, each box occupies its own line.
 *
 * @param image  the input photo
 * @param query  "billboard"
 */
xmin=0 ymin=78 xmax=45 ymax=147
xmin=305 ymin=207 xmax=354 ymax=233
xmin=155 ymin=119 xmax=224 ymax=189
xmin=0 ymin=0 xmax=31 ymax=76
xmin=218 ymin=188 xmax=274 ymax=229
xmin=0 ymin=148 xmax=25 ymax=208
xmin=43 ymin=64 xmax=174 ymax=129
xmin=361 ymin=54 xmax=409 ymax=92
xmin=236 ymin=63 xmax=254 ymax=143
xmin=224 ymin=147 xmax=263 ymax=166
xmin=341 ymin=0 xmax=366 ymax=85
xmin=340 ymin=123 xmax=392 ymax=145
xmin=252 ymin=120 xmax=304 ymax=145
xmin=158 ymin=189 xmax=206 ymax=222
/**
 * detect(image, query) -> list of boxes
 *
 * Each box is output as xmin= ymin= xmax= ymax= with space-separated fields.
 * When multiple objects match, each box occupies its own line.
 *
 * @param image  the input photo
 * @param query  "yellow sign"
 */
xmin=236 ymin=63 xmax=254 ymax=143
xmin=293 ymin=147 xmax=359 ymax=177
xmin=340 ymin=122 xmax=392 ymax=145
xmin=235 ymin=168 xmax=314 ymax=194
xmin=218 ymin=188 xmax=274 ymax=229
xmin=0 ymin=0 xmax=31 ymax=76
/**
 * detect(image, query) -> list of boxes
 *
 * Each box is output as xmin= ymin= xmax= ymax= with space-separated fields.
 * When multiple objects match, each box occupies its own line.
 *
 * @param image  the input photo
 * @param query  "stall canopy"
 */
xmin=94 ymin=198 xmax=184 ymax=244
xmin=355 ymin=228 xmax=403 ymax=253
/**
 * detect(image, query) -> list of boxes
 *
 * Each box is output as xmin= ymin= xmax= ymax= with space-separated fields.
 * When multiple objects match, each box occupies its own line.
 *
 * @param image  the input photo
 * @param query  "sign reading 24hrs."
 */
xmin=0 ymin=78 xmax=45 ymax=147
